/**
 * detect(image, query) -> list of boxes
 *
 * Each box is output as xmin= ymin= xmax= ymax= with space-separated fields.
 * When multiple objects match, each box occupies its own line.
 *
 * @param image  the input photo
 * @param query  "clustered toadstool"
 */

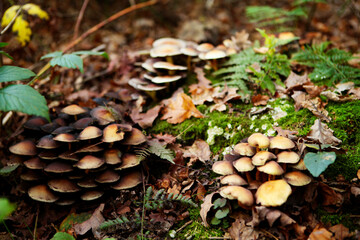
xmin=9 ymin=104 xmax=146 ymax=204
xmin=212 ymin=133 xmax=312 ymax=208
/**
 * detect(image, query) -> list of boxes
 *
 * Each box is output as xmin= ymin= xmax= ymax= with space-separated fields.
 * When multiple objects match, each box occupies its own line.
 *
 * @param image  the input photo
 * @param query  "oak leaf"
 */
xmin=308 ymin=119 xmax=342 ymax=145
xmin=285 ymin=71 xmax=309 ymax=91
xmin=200 ymin=193 xmax=216 ymax=227
xmin=189 ymin=68 xmax=214 ymax=105
xmin=73 ymin=204 xmax=104 ymax=238
xmin=130 ymin=105 xmax=161 ymax=129
xmin=309 ymin=225 xmax=334 ymax=240
xmin=183 ymin=139 xmax=211 ymax=165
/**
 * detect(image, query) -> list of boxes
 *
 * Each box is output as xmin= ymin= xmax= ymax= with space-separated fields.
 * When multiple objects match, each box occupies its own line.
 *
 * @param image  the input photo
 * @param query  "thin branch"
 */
xmin=73 ymin=0 xmax=90 ymax=40
xmin=1 ymin=5 xmax=23 ymax=35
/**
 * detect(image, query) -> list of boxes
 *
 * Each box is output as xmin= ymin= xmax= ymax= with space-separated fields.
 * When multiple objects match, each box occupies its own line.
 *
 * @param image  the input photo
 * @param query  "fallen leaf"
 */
xmin=273 ymin=126 xmax=298 ymax=139
xmin=350 ymin=186 xmax=360 ymax=197
xmin=196 ymin=182 xmax=206 ymax=201
xmin=308 ymin=225 xmax=334 ymax=240
xmin=321 ymin=90 xmax=357 ymax=102
xmin=302 ymin=97 xmax=331 ymax=122
xmin=153 ymin=133 xmax=177 ymax=145
xmin=229 ymin=217 xmax=261 ymax=240
xmin=318 ymin=183 xmax=343 ymax=206
xmin=130 ymin=105 xmax=161 ymax=129
xmin=188 ymin=68 xmax=214 ymax=105
xmin=348 ymin=88 xmax=360 ymax=98
xmin=285 ymin=71 xmax=309 ymax=91
xmin=183 ymin=139 xmax=211 ymax=165
xmin=303 ymin=82 xmax=326 ymax=98
xmin=251 ymin=94 xmax=269 ymax=106
xmin=200 ymin=193 xmax=216 ymax=227
xmin=291 ymin=91 xmax=306 ymax=111
xmin=308 ymin=119 xmax=342 ymax=145
xmin=250 ymin=206 xmax=295 ymax=227
xmin=73 ymin=204 xmax=105 ymax=238
xmin=161 ymin=92 xmax=204 ymax=124
xmin=329 ymin=224 xmax=354 ymax=240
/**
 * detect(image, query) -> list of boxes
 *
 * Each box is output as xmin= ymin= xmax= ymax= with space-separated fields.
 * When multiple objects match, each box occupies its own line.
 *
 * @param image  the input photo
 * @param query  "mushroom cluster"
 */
xmin=9 ymin=104 xmax=146 ymax=205
xmin=212 ymin=133 xmax=311 ymax=208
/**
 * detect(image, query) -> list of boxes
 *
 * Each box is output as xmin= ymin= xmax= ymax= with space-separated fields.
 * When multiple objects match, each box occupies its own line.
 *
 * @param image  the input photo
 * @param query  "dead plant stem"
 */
xmin=73 ymin=0 xmax=90 ymax=41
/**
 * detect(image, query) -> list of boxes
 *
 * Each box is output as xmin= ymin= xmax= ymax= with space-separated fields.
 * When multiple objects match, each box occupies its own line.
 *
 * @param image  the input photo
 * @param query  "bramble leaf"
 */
xmin=0 ymin=66 xmax=35 ymax=82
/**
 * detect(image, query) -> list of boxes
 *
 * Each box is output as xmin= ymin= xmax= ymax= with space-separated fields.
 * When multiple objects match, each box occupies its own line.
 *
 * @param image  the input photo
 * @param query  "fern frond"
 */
xmin=100 ymin=215 xmax=132 ymax=230
xmin=147 ymin=140 xmax=175 ymax=164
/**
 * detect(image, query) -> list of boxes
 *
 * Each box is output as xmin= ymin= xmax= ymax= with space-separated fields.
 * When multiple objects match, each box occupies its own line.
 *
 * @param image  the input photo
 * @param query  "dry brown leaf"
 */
xmin=251 ymin=206 xmax=295 ymax=227
xmin=200 ymin=193 xmax=216 ymax=227
xmin=304 ymin=82 xmax=326 ymax=98
xmin=188 ymin=68 xmax=214 ymax=105
xmin=292 ymin=91 xmax=307 ymax=111
xmin=251 ymin=94 xmax=269 ymax=106
xmin=229 ymin=217 xmax=261 ymax=240
xmin=285 ymin=71 xmax=309 ymax=91
xmin=302 ymin=97 xmax=331 ymax=122
xmin=318 ymin=183 xmax=343 ymax=206
xmin=321 ymin=90 xmax=357 ymax=102
xmin=130 ymin=105 xmax=161 ymax=129
xmin=348 ymin=88 xmax=360 ymax=98
xmin=273 ymin=126 xmax=298 ymax=139
xmin=153 ymin=133 xmax=177 ymax=145
xmin=183 ymin=139 xmax=211 ymax=165
xmin=309 ymin=225 xmax=335 ymax=240
xmin=161 ymin=92 xmax=204 ymax=124
xmin=73 ymin=204 xmax=105 ymax=237
xmin=329 ymin=224 xmax=354 ymax=240
xmin=308 ymin=119 xmax=342 ymax=145
xmin=350 ymin=186 xmax=360 ymax=197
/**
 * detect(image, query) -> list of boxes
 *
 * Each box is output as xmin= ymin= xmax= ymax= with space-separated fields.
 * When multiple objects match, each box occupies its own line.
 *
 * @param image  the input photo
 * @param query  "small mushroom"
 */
xmin=44 ymin=162 xmax=74 ymax=173
xmin=255 ymin=179 xmax=292 ymax=207
xmin=9 ymin=140 xmax=37 ymax=156
xmin=48 ymin=179 xmax=80 ymax=193
xmin=24 ymin=157 xmax=46 ymax=170
xmin=252 ymin=151 xmax=276 ymax=166
xmin=115 ymin=153 xmax=141 ymax=170
xmin=61 ymin=104 xmax=87 ymax=120
xmin=233 ymin=143 xmax=256 ymax=156
xmin=78 ymin=126 xmax=102 ymax=140
xmin=220 ymin=174 xmax=247 ymax=186
xmin=219 ymin=186 xmax=254 ymax=208
xmin=257 ymin=161 xmax=284 ymax=180
xmin=76 ymin=155 xmax=105 ymax=170
xmin=90 ymin=107 xmax=117 ymax=125
xmin=112 ymin=170 xmax=142 ymax=190
xmin=284 ymin=171 xmax=312 ymax=186
xmin=122 ymin=128 xmax=147 ymax=145
xmin=28 ymin=185 xmax=59 ymax=203
xmin=81 ymin=190 xmax=104 ymax=201
xmin=248 ymin=133 xmax=270 ymax=151
xmin=269 ymin=136 xmax=295 ymax=150
xmin=104 ymin=148 xmax=122 ymax=165
xmin=24 ymin=117 xmax=48 ymax=131
xmin=37 ymin=135 xmax=61 ymax=149
xmin=233 ymin=157 xmax=255 ymax=182
xmin=102 ymin=124 xmax=125 ymax=143
xmin=95 ymin=170 xmax=120 ymax=183
xmin=212 ymin=161 xmax=235 ymax=175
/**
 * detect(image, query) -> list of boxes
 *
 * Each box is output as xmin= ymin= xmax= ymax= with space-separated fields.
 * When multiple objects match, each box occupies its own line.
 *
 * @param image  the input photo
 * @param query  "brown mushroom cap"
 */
xmin=90 ymin=107 xmax=116 ymax=125
xmin=28 ymin=185 xmax=59 ymax=203
xmin=24 ymin=157 xmax=45 ymax=170
xmin=102 ymin=124 xmax=125 ymax=143
xmin=255 ymin=179 xmax=292 ymax=207
xmin=78 ymin=126 xmax=102 ymax=140
xmin=37 ymin=135 xmax=61 ymax=149
xmin=252 ymin=151 xmax=276 ymax=166
xmin=48 ymin=179 xmax=80 ymax=193
xmin=9 ymin=140 xmax=37 ymax=156
xmin=153 ymin=61 xmax=187 ymax=71
xmin=277 ymin=151 xmax=300 ymax=164
xmin=112 ymin=171 xmax=142 ymax=190
xmin=145 ymin=74 xmax=182 ymax=84
xmin=55 ymin=198 xmax=75 ymax=206
xmin=59 ymin=151 xmax=79 ymax=161
xmin=257 ymin=161 xmax=284 ymax=175
xmin=233 ymin=157 xmax=255 ymax=172
xmin=81 ymin=190 xmax=104 ymax=201
xmin=77 ymin=178 xmax=98 ymax=188
xmin=52 ymin=126 xmax=74 ymax=135
xmin=73 ymin=117 xmax=94 ymax=130
xmin=196 ymin=43 xmax=214 ymax=52
xmin=291 ymin=158 xmax=307 ymax=170
xmin=21 ymin=171 xmax=43 ymax=181
xmin=248 ymin=133 xmax=270 ymax=149
xmin=24 ymin=117 xmax=48 ymax=131
xmin=219 ymin=186 xmax=254 ymax=207
xmin=122 ymin=128 xmax=147 ymax=145
xmin=95 ymin=170 xmax=120 ymax=183
xmin=115 ymin=153 xmax=141 ymax=170
xmin=44 ymin=162 xmax=74 ymax=173
xmin=220 ymin=174 xmax=247 ymax=186
xmin=53 ymin=133 xmax=78 ymax=143
xmin=38 ymin=150 xmax=58 ymax=160
xmin=61 ymin=104 xmax=87 ymax=115
xmin=212 ymin=161 xmax=235 ymax=175
xmin=269 ymin=136 xmax=295 ymax=150
xmin=233 ymin=143 xmax=256 ymax=156
xmin=284 ymin=171 xmax=312 ymax=186
xmin=76 ymin=144 xmax=104 ymax=153
xmin=104 ymin=148 xmax=122 ymax=165
xmin=200 ymin=49 xmax=227 ymax=60
xmin=76 ymin=155 xmax=105 ymax=170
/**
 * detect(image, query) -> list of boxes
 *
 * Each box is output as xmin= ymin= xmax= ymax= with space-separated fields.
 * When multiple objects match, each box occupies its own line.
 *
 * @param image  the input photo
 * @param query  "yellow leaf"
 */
xmin=12 ymin=16 xmax=32 ymax=46
xmin=1 ymin=5 xmax=20 ymax=27
xmin=23 ymin=4 xmax=49 ymax=20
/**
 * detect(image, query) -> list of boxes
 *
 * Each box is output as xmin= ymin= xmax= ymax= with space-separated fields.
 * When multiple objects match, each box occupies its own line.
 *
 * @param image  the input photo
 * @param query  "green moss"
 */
xmin=317 ymin=209 xmax=357 ymax=231
xmin=277 ymin=107 xmax=316 ymax=136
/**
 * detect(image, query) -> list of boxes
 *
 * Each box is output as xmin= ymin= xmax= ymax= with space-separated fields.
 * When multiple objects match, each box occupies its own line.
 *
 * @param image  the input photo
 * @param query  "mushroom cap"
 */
xmin=201 ymin=49 xmax=227 ymax=60
xmin=112 ymin=171 xmax=142 ymax=190
xmin=9 ymin=140 xmax=37 ymax=156
xmin=78 ymin=126 xmax=102 ymax=140
xmin=28 ymin=185 xmax=59 ymax=203
xmin=52 ymin=126 xmax=74 ymax=135
xmin=226 ymin=47 xmax=237 ymax=56
xmin=104 ymin=148 xmax=122 ymax=165
xmin=37 ymin=135 xmax=61 ymax=149
xmin=122 ymin=128 xmax=147 ymax=145
xmin=153 ymin=61 xmax=187 ymax=71
xmin=277 ymin=151 xmax=300 ymax=164
xmin=81 ymin=190 xmax=104 ymax=201
xmin=76 ymin=155 xmax=105 ymax=170
xmin=48 ymin=179 xmax=80 ymax=193
xmin=59 ymin=151 xmax=79 ymax=161
xmin=196 ymin=43 xmax=214 ymax=52
xmin=76 ymin=144 xmax=104 ymax=153
xmin=152 ymin=38 xmax=186 ymax=48
xmin=44 ymin=162 xmax=74 ymax=173
xmin=291 ymin=158 xmax=307 ymax=170
xmin=23 ymin=157 xmax=45 ymax=170
xmin=150 ymin=44 xmax=182 ymax=57
xmin=180 ymin=46 xmax=198 ymax=56
xmin=115 ymin=153 xmax=141 ymax=170
xmin=252 ymin=151 xmax=276 ymax=166
xmin=73 ymin=117 xmax=94 ymax=130
xmin=145 ymin=74 xmax=182 ymax=84
xmin=53 ymin=133 xmax=78 ymax=143
xmin=233 ymin=143 xmax=256 ymax=156
xmin=212 ymin=161 xmax=235 ymax=175
xmin=248 ymin=133 xmax=270 ymax=149
xmin=255 ymin=179 xmax=292 ymax=207
xmin=102 ymin=124 xmax=125 ymax=143
xmin=233 ymin=157 xmax=255 ymax=172
xmin=38 ymin=150 xmax=58 ymax=160
xmin=128 ymin=78 xmax=166 ymax=91
xmin=24 ymin=117 xmax=48 ymax=131
xmin=220 ymin=174 xmax=247 ymax=186
xmin=21 ymin=171 xmax=42 ymax=181
xmin=77 ymin=178 xmax=98 ymax=188
xmin=219 ymin=186 xmax=254 ymax=207
xmin=55 ymin=198 xmax=76 ymax=206
xmin=278 ymin=32 xmax=295 ymax=40
xmin=95 ymin=170 xmax=120 ymax=183
xmin=257 ymin=161 xmax=284 ymax=175
xmin=284 ymin=171 xmax=312 ymax=186
xmin=141 ymin=59 xmax=157 ymax=72
xmin=269 ymin=136 xmax=295 ymax=150
xmin=90 ymin=107 xmax=116 ymax=125
xmin=61 ymin=104 xmax=87 ymax=115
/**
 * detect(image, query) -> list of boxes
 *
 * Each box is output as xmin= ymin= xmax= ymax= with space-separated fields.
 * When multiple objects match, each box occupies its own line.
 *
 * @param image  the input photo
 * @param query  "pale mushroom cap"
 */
xmin=76 ymin=155 xmax=105 ymax=170
xmin=219 ymin=186 xmax=254 ymax=206
xmin=233 ymin=157 xmax=255 ymax=172
xmin=9 ymin=140 xmax=37 ymax=156
xmin=24 ymin=157 xmax=45 ymax=170
xmin=153 ymin=61 xmax=187 ymax=70
xmin=102 ymin=124 xmax=125 ymax=143
xmin=28 ymin=185 xmax=59 ymax=203
xmin=48 ymin=179 xmax=80 ymax=193
xmin=201 ymin=49 xmax=227 ymax=60
xmin=220 ymin=174 xmax=247 ymax=186
xmin=180 ymin=46 xmax=198 ymax=56
xmin=55 ymin=199 xmax=76 ymax=206
xmin=141 ymin=59 xmax=157 ymax=72
xmin=255 ymin=179 xmax=292 ymax=207
xmin=152 ymin=38 xmax=186 ymax=48
xmin=44 ymin=162 xmax=74 ymax=173
xmin=122 ymin=128 xmax=147 ymax=145
xmin=90 ymin=107 xmax=116 ymax=125
xmin=291 ymin=159 xmax=307 ymax=170
xmin=61 ymin=104 xmax=87 ymax=115
xmin=284 ymin=171 xmax=312 ymax=186
xmin=128 ymin=78 xmax=166 ymax=91
xmin=95 ymin=170 xmax=120 ymax=183
xmin=148 ymin=75 xmax=182 ymax=84
xmin=81 ymin=190 xmax=104 ymax=201
xmin=196 ymin=43 xmax=214 ymax=52
xmin=277 ymin=151 xmax=300 ymax=164
xmin=115 ymin=153 xmax=141 ymax=170
xmin=233 ymin=143 xmax=256 ymax=156
xmin=150 ymin=44 xmax=182 ymax=57
xmin=112 ymin=171 xmax=142 ymax=190
xmin=104 ymin=148 xmax=122 ymax=165
xmin=257 ymin=161 xmax=284 ymax=175
xmin=78 ymin=126 xmax=102 ymax=140
xmin=269 ymin=136 xmax=295 ymax=150
xmin=212 ymin=161 xmax=235 ymax=175
xmin=252 ymin=151 xmax=276 ymax=166
xmin=53 ymin=133 xmax=78 ymax=143
xmin=248 ymin=133 xmax=270 ymax=149
xmin=226 ymin=47 xmax=237 ymax=56
xmin=37 ymin=135 xmax=61 ymax=149
xmin=278 ymin=32 xmax=295 ymax=40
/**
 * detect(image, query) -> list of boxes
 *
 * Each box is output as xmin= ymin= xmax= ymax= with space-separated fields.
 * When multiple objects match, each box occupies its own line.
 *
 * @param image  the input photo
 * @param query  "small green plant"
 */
xmin=135 ymin=140 xmax=175 ymax=164
xmin=292 ymin=41 xmax=360 ymax=86
xmin=210 ymin=198 xmax=229 ymax=226
xmin=0 ymin=198 xmax=15 ymax=222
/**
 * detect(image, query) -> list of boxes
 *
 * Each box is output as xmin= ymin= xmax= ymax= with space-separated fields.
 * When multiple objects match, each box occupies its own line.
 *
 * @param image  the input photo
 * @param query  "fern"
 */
xmin=292 ymin=42 xmax=360 ymax=85
xmin=135 ymin=140 xmax=175 ymax=164
xmin=100 ymin=215 xmax=134 ymax=230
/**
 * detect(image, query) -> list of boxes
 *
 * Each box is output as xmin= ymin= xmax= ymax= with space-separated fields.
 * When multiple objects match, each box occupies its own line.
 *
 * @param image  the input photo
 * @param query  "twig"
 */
xmin=208 ymin=237 xmax=232 ymax=239
xmin=0 ymin=6 xmax=23 ymax=35
xmin=73 ymin=0 xmax=90 ymax=40
xmin=175 ymin=220 xmax=193 ymax=233
xmin=140 ymin=168 xmax=146 ymax=240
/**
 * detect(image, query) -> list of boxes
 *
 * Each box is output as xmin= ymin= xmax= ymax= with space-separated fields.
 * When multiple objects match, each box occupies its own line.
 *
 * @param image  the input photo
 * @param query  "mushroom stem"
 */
xmin=186 ymin=56 xmax=192 ymax=70
xmin=68 ymin=143 xmax=71 ymax=151
xmin=146 ymin=91 xmax=158 ymax=102
xmin=245 ymin=172 xmax=252 ymax=183
xmin=255 ymin=170 xmax=261 ymax=181
xmin=211 ymin=59 xmax=218 ymax=71
xmin=237 ymin=200 xmax=252 ymax=210
xmin=74 ymin=115 xmax=78 ymax=121
xmin=166 ymin=56 xmax=173 ymax=64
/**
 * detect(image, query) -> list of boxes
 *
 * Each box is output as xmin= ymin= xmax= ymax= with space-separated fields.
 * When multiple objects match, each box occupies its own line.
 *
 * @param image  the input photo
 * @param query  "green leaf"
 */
xmin=213 ymin=198 xmax=227 ymax=209
xmin=148 ymin=140 xmax=175 ymax=164
xmin=73 ymin=51 xmax=109 ymax=60
xmin=0 ymin=198 xmax=16 ymax=221
xmin=49 ymin=54 xmax=84 ymax=73
xmin=50 ymin=232 xmax=75 ymax=240
xmin=0 ymin=84 xmax=49 ymax=121
xmin=59 ymin=212 xmax=91 ymax=231
xmin=210 ymin=217 xmax=221 ymax=225
xmin=40 ymin=51 xmax=63 ymax=59
xmin=0 ymin=164 xmax=20 ymax=176
xmin=304 ymin=152 xmax=336 ymax=177
xmin=0 ymin=66 xmax=35 ymax=82
xmin=215 ymin=207 xmax=230 ymax=219
xmin=0 ymin=42 xmax=9 ymax=48
xmin=0 ymin=51 xmax=13 ymax=60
